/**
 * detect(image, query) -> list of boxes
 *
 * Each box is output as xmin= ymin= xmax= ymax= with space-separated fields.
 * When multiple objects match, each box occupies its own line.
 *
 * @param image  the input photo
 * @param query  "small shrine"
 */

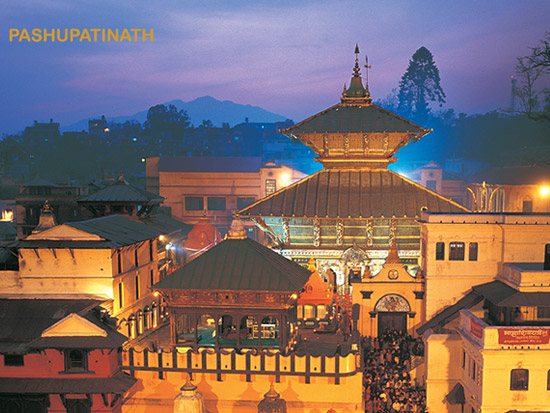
xmin=296 ymin=258 xmax=334 ymax=328
xmin=154 ymin=219 xmax=311 ymax=350
xmin=351 ymin=240 xmax=424 ymax=337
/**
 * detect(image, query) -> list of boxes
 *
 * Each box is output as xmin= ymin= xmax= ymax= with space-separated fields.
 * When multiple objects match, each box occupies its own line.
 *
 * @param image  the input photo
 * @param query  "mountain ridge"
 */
xmin=61 ymin=96 xmax=290 ymax=132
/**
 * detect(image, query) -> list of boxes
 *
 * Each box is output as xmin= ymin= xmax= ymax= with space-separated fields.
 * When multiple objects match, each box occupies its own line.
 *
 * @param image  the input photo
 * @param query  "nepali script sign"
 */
xmin=498 ymin=328 xmax=550 ymax=345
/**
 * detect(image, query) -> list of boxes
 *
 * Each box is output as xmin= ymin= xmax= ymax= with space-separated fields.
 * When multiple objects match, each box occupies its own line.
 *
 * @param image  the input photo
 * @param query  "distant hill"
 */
xmin=62 ymin=96 xmax=290 ymax=132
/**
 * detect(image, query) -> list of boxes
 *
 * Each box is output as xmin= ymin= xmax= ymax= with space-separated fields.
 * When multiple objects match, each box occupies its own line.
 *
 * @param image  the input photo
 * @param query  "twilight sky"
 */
xmin=2 ymin=0 xmax=549 ymax=135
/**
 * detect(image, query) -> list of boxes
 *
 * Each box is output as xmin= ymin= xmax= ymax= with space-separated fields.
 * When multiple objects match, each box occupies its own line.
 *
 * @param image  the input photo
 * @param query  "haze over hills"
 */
xmin=62 ymin=96 xmax=291 ymax=132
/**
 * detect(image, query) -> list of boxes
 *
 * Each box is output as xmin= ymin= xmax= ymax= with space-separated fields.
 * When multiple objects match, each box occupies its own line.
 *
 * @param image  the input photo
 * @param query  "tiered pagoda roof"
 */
xmin=240 ymin=46 xmax=469 ymax=219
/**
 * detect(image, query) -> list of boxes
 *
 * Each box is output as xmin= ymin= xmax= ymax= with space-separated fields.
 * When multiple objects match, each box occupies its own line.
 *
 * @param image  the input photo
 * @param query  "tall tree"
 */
xmin=144 ymin=104 xmax=190 ymax=138
xmin=515 ymin=33 xmax=550 ymax=121
xmin=397 ymin=46 xmax=446 ymax=122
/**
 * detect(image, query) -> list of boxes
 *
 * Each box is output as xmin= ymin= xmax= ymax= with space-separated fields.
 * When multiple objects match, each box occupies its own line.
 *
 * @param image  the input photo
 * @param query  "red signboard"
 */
xmin=470 ymin=318 xmax=483 ymax=338
xmin=498 ymin=328 xmax=550 ymax=345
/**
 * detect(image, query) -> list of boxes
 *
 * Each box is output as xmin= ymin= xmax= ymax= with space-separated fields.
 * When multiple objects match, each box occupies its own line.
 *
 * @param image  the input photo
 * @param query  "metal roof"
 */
xmin=282 ymin=103 xmax=429 ymax=135
xmin=155 ymin=237 xmax=311 ymax=292
xmin=239 ymin=169 xmax=469 ymax=218
xmin=139 ymin=213 xmax=193 ymax=236
xmin=11 ymin=215 xmax=162 ymax=249
xmin=417 ymin=280 xmax=550 ymax=335
xmin=416 ymin=290 xmax=483 ymax=335
xmin=0 ymin=372 xmax=136 ymax=394
xmin=66 ymin=215 xmax=162 ymax=244
xmin=158 ymin=156 xmax=263 ymax=173
xmin=78 ymin=177 xmax=163 ymax=203
xmin=473 ymin=281 xmax=550 ymax=307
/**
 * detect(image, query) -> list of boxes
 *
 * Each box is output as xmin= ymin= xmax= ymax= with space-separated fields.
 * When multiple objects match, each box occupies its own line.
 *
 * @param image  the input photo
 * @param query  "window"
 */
xmin=65 ymin=349 xmax=88 ymax=372
xmin=118 ymin=283 xmax=123 ymax=309
xmin=135 ymin=275 xmax=140 ymax=300
xmin=537 ymin=307 xmax=550 ymax=319
xmin=265 ymin=179 xmax=276 ymax=195
xmin=3 ymin=355 xmax=24 ymax=366
xmin=304 ymin=305 xmax=315 ymax=320
xmin=117 ymin=252 xmax=122 ymax=274
xmin=426 ymin=180 xmax=437 ymax=191
xmin=469 ymin=242 xmax=478 ymax=261
xmin=185 ymin=197 xmax=204 ymax=211
xmin=472 ymin=360 xmax=476 ymax=380
xmin=547 ymin=370 xmax=550 ymax=390
xmin=436 ymin=242 xmax=445 ymax=260
xmin=150 ymin=270 xmax=154 ymax=286
xmin=134 ymin=249 xmax=138 ymax=267
xmin=207 ymin=197 xmax=226 ymax=211
xmin=237 ymin=197 xmax=255 ymax=210
xmin=510 ymin=369 xmax=529 ymax=390
xmin=149 ymin=240 xmax=154 ymax=261
xmin=545 ymin=244 xmax=550 ymax=270
xmin=449 ymin=242 xmax=465 ymax=260
xmin=522 ymin=199 xmax=533 ymax=213
xmin=462 ymin=351 xmax=466 ymax=369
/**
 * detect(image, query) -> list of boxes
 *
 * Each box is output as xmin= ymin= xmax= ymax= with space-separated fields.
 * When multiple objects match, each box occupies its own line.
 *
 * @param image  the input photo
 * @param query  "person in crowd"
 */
xmin=362 ymin=330 xmax=426 ymax=413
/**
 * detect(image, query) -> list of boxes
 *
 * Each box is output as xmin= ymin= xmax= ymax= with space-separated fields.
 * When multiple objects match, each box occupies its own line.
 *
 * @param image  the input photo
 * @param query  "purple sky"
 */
xmin=2 ymin=0 xmax=550 ymax=135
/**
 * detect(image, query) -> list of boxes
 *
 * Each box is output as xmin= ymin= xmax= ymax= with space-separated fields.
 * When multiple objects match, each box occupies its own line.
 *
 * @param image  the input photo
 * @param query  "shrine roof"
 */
xmin=282 ymin=103 xmax=428 ymax=136
xmin=0 ymin=371 xmax=136 ymax=394
xmin=154 ymin=237 xmax=310 ymax=292
xmin=239 ymin=169 xmax=469 ymax=219
xmin=78 ymin=175 xmax=163 ymax=204
xmin=0 ymin=298 xmax=103 ymax=353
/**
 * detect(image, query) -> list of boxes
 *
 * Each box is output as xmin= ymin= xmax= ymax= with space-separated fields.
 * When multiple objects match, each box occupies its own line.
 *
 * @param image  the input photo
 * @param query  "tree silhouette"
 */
xmin=144 ymin=104 xmax=190 ymax=138
xmin=397 ymin=46 xmax=446 ymax=122
xmin=515 ymin=33 xmax=550 ymax=121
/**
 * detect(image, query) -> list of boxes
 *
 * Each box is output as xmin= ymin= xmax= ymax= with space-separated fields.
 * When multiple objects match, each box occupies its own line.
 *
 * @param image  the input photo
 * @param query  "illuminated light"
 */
xmin=104 ymin=127 xmax=109 ymax=133
xmin=1 ymin=210 xmax=14 ymax=222
xmin=540 ymin=186 xmax=550 ymax=197
xmin=165 ymin=243 xmax=173 ymax=251
xmin=153 ymin=291 xmax=159 ymax=297
xmin=280 ymin=173 xmax=290 ymax=187
xmin=290 ymin=293 xmax=297 ymax=300
xmin=159 ymin=235 xmax=165 ymax=241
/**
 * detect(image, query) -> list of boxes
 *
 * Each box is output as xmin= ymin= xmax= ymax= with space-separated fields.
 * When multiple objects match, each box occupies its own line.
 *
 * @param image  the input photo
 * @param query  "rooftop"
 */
xmin=240 ymin=169 xmax=468 ymax=219
xmin=155 ymin=237 xmax=311 ymax=292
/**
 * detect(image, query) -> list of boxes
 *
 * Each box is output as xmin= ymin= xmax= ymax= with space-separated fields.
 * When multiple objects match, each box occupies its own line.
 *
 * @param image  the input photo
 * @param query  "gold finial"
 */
xmin=307 ymin=257 xmax=316 ymax=271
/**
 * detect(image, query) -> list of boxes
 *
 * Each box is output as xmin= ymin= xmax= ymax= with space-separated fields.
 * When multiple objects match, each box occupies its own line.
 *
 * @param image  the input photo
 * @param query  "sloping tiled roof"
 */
xmin=282 ymin=104 xmax=428 ymax=135
xmin=417 ymin=280 xmax=550 ymax=335
xmin=0 ymin=299 xmax=102 ymax=353
xmin=11 ymin=215 xmax=162 ymax=249
xmin=473 ymin=281 xmax=550 ymax=307
xmin=78 ymin=178 xmax=163 ymax=203
xmin=416 ymin=290 xmax=483 ymax=335
xmin=155 ymin=237 xmax=310 ymax=292
xmin=240 ymin=169 xmax=469 ymax=218
xmin=66 ymin=215 xmax=162 ymax=245
xmin=158 ymin=156 xmax=263 ymax=173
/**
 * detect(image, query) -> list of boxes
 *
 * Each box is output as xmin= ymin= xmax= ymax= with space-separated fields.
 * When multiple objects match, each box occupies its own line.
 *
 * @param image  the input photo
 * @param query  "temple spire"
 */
xmin=341 ymin=44 xmax=372 ymax=105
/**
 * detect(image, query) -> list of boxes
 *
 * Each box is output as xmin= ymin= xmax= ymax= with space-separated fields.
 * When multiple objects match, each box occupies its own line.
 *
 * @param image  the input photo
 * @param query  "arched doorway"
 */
xmin=374 ymin=294 xmax=411 ymax=336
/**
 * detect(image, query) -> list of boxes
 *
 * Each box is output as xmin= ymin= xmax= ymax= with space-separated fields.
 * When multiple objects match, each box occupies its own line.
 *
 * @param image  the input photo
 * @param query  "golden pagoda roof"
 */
xmin=281 ymin=46 xmax=430 ymax=169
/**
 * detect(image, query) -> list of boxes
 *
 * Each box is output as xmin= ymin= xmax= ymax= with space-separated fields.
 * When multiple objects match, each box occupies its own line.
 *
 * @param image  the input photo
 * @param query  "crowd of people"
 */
xmin=362 ymin=330 xmax=426 ymax=413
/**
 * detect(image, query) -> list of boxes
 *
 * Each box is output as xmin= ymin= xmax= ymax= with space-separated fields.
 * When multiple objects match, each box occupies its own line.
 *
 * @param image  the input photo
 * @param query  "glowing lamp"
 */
xmin=290 ymin=294 xmax=297 ymax=300
xmin=159 ymin=235 xmax=165 ymax=241
xmin=280 ymin=173 xmax=290 ymax=186
xmin=540 ymin=186 xmax=550 ymax=197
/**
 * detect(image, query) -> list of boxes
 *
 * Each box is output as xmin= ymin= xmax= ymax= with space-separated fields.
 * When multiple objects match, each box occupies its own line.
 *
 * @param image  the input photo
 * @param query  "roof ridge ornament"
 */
xmin=341 ymin=44 xmax=372 ymax=105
